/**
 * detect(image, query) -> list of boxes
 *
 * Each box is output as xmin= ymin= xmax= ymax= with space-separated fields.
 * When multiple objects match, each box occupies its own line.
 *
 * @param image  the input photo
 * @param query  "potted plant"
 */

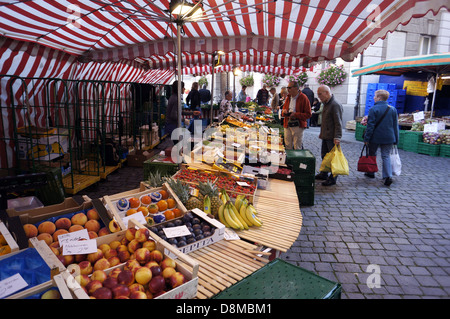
xmin=317 ymin=65 xmax=347 ymax=87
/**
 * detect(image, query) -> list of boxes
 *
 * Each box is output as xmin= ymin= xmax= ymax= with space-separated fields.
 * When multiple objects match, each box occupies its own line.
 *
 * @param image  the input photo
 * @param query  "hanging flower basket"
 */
xmin=317 ymin=65 xmax=347 ymax=87
xmin=239 ymin=74 xmax=254 ymax=87
xmin=287 ymin=72 xmax=308 ymax=87
xmin=262 ymin=74 xmax=281 ymax=87
xmin=198 ymin=76 xmax=208 ymax=87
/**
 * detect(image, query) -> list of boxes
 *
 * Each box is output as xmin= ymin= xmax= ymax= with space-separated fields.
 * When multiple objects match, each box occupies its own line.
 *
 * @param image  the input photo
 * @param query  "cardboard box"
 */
xmin=17 ymin=127 xmax=69 ymax=161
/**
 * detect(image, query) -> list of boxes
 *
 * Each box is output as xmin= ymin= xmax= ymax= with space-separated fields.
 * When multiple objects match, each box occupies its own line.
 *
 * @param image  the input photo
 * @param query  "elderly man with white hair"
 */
xmin=315 ymin=85 xmax=344 ymax=186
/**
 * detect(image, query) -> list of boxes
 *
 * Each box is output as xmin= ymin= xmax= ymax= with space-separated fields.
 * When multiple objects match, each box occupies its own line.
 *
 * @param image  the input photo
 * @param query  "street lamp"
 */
xmin=170 ymin=0 xmax=204 ymax=129
xmin=232 ymin=66 xmax=241 ymax=104
xmin=210 ymin=50 xmax=225 ymax=124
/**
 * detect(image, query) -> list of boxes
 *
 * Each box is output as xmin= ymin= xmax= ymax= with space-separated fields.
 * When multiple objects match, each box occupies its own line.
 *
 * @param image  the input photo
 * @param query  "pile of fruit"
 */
xmin=440 ymin=130 xmax=450 ymax=144
xmin=218 ymin=192 xmax=262 ymax=230
xmin=215 ymin=175 xmax=256 ymax=198
xmin=173 ymin=168 xmax=218 ymax=184
xmin=70 ymin=227 xmax=187 ymax=299
xmin=148 ymin=211 xmax=217 ymax=248
xmin=22 ymin=209 xmax=110 ymax=248
xmin=0 ymin=229 xmax=12 ymax=256
xmin=422 ymin=132 xmax=442 ymax=144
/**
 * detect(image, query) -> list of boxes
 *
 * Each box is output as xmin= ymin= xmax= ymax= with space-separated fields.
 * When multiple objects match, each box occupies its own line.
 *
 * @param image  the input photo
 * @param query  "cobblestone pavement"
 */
xmin=78 ymin=128 xmax=450 ymax=299
xmin=279 ymin=127 xmax=450 ymax=299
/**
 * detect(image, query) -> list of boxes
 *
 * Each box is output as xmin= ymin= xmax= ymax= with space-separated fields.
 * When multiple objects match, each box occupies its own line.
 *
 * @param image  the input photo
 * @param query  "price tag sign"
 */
xmin=236 ymin=181 xmax=250 ymax=187
xmin=62 ymin=239 xmax=98 ymax=256
xmin=413 ymin=111 xmax=424 ymax=122
xmin=122 ymin=212 xmax=147 ymax=228
xmin=0 ymin=273 xmax=28 ymax=299
xmin=163 ymin=226 xmax=191 ymax=238
xmin=58 ymin=229 xmax=89 ymax=246
xmin=424 ymin=123 xmax=438 ymax=133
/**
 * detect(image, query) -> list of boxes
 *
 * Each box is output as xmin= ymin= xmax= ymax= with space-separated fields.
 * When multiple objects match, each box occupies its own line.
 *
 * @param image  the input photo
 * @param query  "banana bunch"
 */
xmin=203 ymin=195 xmax=211 ymax=215
xmin=218 ymin=196 xmax=262 ymax=230
xmin=219 ymin=189 xmax=230 ymax=204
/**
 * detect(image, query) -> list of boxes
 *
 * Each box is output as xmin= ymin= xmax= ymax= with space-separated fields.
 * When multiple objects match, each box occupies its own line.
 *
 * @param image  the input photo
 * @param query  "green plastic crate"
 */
xmin=403 ymin=131 xmax=423 ymax=152
xmin=293 ymin=174 xmax=315 ymax=188
xmin=440 ymin=144 xmax=450 ymax=158
xmin=295 ymin=185 xmax=315 ymax=206
xmin=143 ymin=154 xmax=179 ymax=181
xmin=398 ymin=130 xmax=407 ymax=149
xmin=417 ymin=142 xmax=441 ymax=157
xmin=285 ymin=149 xmax=316 ymax=173
xmin=213 ymin=258 xmax=341 ymax=299
xmin=355 ymin=122 xmax=365 ymax=142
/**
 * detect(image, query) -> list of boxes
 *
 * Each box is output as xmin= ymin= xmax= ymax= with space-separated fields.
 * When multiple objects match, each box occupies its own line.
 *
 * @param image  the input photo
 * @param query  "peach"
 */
xmin=116 ymin=244 xmax=128 ymax=253
xmin=128 ymin=283 xmax=145 ymax=294
xmin=86 ymin=280 xmax=103 ymax=295
xmin=37 ymin=233 xmax=53 ymax=246
xmin=142 ymin=240 xmax=156 ymax=252
xmin=109 ymin=268 xmax=122 ymax=279
xmin=125 ymin=228 xmax=137 ymax=242
xmin=88 ymin=231 xmax=98 ymax=239
xmin=87 ymin=249 xmax=103 ymax=264
xmin=160 ymin=257 xmax=176 ymax=270
xmin=144 ymin=261 xmax=159 ymax=269
xmin=109 ymin=220 xmax=121 ymax=233
xmin=50 ymin=246 xmax=60 ymax=256
xmin=120 ymin=237 xmax=129 ymax=245
xmin=148 ymin=275 xmax=165 ymax=294
xmin=60 ymin=255 xmax=75 ymax=267
xmin=150 ymin=265 xmax=162 ymax=277
xmin=135 ymin=266 xmax=152 ymax=285
xmin=118 ymin=250 xmax=131 ymax=263
xmin=91 ymin=269 xmax=108 ymax=283
xmin=71 ymin=212 xmax=88 ymax=226
xmin=79 ymin=260 xmax=93 ymax=275
xmin=41 ymin=289 xmax=61 ymax=299
xmin=53 ymin=229 xmax=69 ymax=242
xmin=112 ymin=284 xmax=130 ymax=299
xmin=92 ymin=287 xmax=112 ymax=299
xmin=85 ymin=219 xmax=100 ymax=233
xmin=98 ymin=227 xmax=109 ymax=237
xmin=55 ymin=217 xmax=71 ymax=230
xmin=75 ymin=274 xmax=91 ymax=287
xmin=98 ymin=244 xmax=111 ymax=255
xmin=109 ymin=240 xmax=121 ymax=250
xmin=23 ymin=224 xmax=38 ymax=238
xmin=69 ymin=224 xmax=84 ymax=233
xmin=86 ymin=209 xmax=99 ymax=220
xmin=149 ymin=249 xmax=163 ymax=263
xmin=102 ymin=276 xmax=118 ymax=289
xmin=117 ymin=269 xmax=135 ymax=286
xmin=74 ymin=254 xmax=87 ymax=263
xmin=127 ymin=239 xmax=141 ymax=253
xmin=130 ymin=291 xmax=147 ymax=299
xmin=38 ymin=221 xmax=56 ymax=235
xmin=169 ymin=272 xmax=185 ymax=288
xmin=135 ymin=248 xmax=150 ymax=264
xmin=134 ymin=228 xmax=150 ymax=243
xmin=93 ymin=258 xmax=110 ymax=271
xmin=104 ymin=248 xmax=118 ymax=259
xmin=124 ymin=259 xmax=141 ymax=274
xmin=107 ymin=256 xmax=121 ymax=267
xmin=162 ymin=267 xmax=177 ymax=282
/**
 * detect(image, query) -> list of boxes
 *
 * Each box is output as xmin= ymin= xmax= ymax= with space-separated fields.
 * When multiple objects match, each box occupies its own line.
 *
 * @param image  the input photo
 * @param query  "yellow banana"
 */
xmin=226 ymin=202 xmax=244 ymax=230
xmin=235 ymin=195 xmax=244 ymax=211
xmin=224 ymin=204 xmax=241 ymax=230
xmin=229 ymin=202 xmax=248 ymax=230
xmin=247 ymin=204 xmax=263 ymax=224
xmin=203 ymin=195 xmax=211 ymax=215
xmin=239 ymin=201 xmax=253 ymax=226
xmin=218 ymin=203 xmax=230 ymax=227
xmin=246 ymin=205 xmax=262 ymax=227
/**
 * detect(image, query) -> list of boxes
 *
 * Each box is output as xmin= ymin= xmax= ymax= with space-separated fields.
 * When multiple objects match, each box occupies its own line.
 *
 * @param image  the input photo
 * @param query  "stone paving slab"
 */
xmin=279 ymin=127 xmax=450 ymax=299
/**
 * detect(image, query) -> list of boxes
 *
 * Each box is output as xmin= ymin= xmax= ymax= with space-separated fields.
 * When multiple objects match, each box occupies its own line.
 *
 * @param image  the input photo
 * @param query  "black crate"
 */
xmin=285 ymin=149 xmax=316 ymax=173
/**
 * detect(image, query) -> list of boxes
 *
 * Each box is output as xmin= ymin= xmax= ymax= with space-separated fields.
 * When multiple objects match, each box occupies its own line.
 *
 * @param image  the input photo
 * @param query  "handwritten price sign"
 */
xmin=62 ymin=239 xmax=97 ymax=256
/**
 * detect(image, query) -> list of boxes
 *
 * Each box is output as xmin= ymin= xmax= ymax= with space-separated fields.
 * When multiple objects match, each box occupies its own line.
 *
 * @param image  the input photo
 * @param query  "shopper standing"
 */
xmin=315 ymin=85 xmax=343 ymax=186
xmin=363 ymin=89 xmax=399 ymax=186
xmin=256 ymin=84 xmax=269 ymax=106
xmin=281 ymin=81 xmax=311 ymax=150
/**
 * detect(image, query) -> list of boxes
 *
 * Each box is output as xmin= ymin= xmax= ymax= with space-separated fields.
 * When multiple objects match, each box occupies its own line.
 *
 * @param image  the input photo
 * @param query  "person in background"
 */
xmin=256 ymin=84 xmax=269 ymax=106
xmin=185 ymin=82 xmax=202 ymax=133
xmin=310 ymin=98 xmax=322 ymax=127
xmin=218 ymin=90 xmax=233 ymax=122
xmin=279 ymin=87 xmax=288 ymax=108
xmin=281 ymin=81 xmax=311 ymax=150
xmin=315 ymin=85 xmax=343 ymax=186
xmin=302 ymin=83 xmax=314 ymax=128
xmin=237 ymin=85 xmax=248 ymax=102
xmin=199 ymin=84 xmax=211 ymax=105
xmin=270 ymin=87 xmax=280 ymax=112
xmin=363 ymin=89 xmax=399 ymax=186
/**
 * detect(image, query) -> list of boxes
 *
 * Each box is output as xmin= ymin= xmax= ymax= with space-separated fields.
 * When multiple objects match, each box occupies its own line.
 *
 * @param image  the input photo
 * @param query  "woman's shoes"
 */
xmin=364 ymin=172 xmax=375 ymax=178
xmin=384 ymin=177 xmax=393 ymax=186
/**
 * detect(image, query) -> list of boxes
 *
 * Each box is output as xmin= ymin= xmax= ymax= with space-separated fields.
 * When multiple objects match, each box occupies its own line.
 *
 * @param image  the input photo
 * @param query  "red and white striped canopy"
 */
xmin=1 ymin=0 xmax=448 ymax=72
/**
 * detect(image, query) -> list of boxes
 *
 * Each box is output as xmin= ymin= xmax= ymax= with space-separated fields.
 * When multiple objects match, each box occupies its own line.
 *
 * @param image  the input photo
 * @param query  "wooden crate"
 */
xmin=6 ymin=273 xmax=74 ymax=299
xmin=69 ymin=219 xmax=199 ymax=299
xmin=0 ymin=221 xmax=20 ymax=256
xmin=102 ymin=183 xmax=187 ymax=231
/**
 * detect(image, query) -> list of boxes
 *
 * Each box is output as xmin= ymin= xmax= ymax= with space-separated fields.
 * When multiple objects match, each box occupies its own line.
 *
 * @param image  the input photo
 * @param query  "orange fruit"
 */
xmin=156 ymin=200 xmax=168 ymax=211
xmin=164 ymin=210 xmax=175 ymax=220
xmin=148 ymin=204 xmax=159 ymax=215
xmin=137 ymin=206 xmax=149 ymax=216
xmin=159 ymin=190 xmax=168 ymax=199
xmin=172 ymin=208 xmax=182 ymax=218
xmin=167 ymin=198 xmax=176 ymax=209
xmin=140 ymin=195 xmax=152 ymax=206
xmin=126 ymin=209 xmax=138 ymax=216
xmin=129 ymin=197 xmax=140 ymax=208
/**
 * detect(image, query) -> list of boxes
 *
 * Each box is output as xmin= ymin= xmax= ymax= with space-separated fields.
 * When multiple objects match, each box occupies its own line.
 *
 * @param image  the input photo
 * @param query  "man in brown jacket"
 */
xmin=281 ymin=81 xmax=312 ymax=150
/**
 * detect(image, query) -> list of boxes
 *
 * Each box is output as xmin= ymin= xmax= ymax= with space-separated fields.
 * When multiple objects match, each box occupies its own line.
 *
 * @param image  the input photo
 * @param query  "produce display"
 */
xmin=0 ymin=228 xmax=12 ymax=256
xmin=422 ymin=132 xmax=442 ymax=144
xmin=215 ymin=174 xmax=257 ymax=198
xmin=22 ymin=208 xmax=110 ymax=249
xmin=173 ymin=168 xmax=217 ymax=184
xmin=441 ymin=130 xmax=450 ymax=144
xmin=217 ymin=192 xmax=262 ymax=230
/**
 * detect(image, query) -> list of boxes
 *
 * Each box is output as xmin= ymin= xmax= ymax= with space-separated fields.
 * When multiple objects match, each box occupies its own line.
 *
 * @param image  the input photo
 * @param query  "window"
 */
xmin=419 ymin=36 xmax=431 ymax=55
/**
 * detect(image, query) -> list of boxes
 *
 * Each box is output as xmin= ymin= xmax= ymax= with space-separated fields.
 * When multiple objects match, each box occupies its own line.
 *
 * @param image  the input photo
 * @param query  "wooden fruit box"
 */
xmin=102 ymin=183 xmax=187 ymax=231
xmin=70 ymin=219 xmax=199 ymax=299
xmin=0 ymin=221 xmax=20 ymax=256
xmin=214 ymin=171 xmax=258 ymax=203
xmin=6 ymin=273 xmax=75 ymax=299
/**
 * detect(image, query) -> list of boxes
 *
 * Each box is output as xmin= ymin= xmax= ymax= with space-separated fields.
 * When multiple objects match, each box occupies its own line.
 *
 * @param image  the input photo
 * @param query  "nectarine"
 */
xmin=55 ymin=217 xmax=71 ymax=230
xmin=85 ymin=219 xmax=101 ymax=233
xmin=37 ymin=233 xmax=53 ymax=246
xmin=23 ymin=224 xmax=38 ymax=238
xmin=71 ymin=212 xmax=88 ymax=226
xmin=135 ymin=266 xmax=152 ymax=285
xmin=38 ymin=221 xmax=56 ymax=235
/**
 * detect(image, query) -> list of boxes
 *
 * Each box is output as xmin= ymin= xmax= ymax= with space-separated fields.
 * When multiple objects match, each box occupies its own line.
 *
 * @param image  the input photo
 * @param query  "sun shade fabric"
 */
xmin=351 ymin=52 xmax=450 ymax=76
xmin=1 ymin=0 xmax=448 ymax=65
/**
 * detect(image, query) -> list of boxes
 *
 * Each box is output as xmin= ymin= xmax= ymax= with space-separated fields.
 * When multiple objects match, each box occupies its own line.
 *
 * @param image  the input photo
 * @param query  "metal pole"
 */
xmin=430 ymin=72 xmax=438 ymax=119
xmin=177 ymin=23 xmax=182 ymax=129
xmin=210 ymin=54 xmax=215 ymax=125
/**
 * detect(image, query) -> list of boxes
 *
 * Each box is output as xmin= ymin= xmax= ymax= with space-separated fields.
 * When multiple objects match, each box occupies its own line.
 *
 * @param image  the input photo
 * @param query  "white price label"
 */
xmin=62 ymin=239 xmax=98 ymax=256
xmin=58 ymin=229 xmax=89 ymax=246
xmin=413 ymin=111 xmax=424 ymax=121
xmin=122 ymin=212 xmax=146 ymax=228
xmin=236 ymin=181 xmax=250 ymax=187
xmin=163 ymin=226 xmax=192 ymax=238
xmin=0 ymin=273 xmax=28 ymax=299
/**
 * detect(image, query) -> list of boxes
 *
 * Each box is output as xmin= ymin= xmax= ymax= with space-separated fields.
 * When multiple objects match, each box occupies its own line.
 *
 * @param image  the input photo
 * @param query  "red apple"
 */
xmin=117 ymin=269 xmax=135 ymax=286
xmin=148 ymin=275 xmax=165 ymax=294
xmin=169 ymin=272 xmax=185 ymax=288
xmin=92 ymin=287 xmax=112 ymax=299
xmin=160 ymin=257 xmax=176 ymax=270
xmin=135 ymin=266 xmax=152 ymax=285
xmin=135 ymin=247 xmax=151 ymax=264
xmin=91 ymin=270 xmax=108 ymax=283
xmin=130 ymin=291 xmax=148 ymax=299
xmin=149 ymin=250 xmax=163 ymax=263
xmin=134 ymin=228 xmax=150 ymax=243
xmin=102 ymin=276 xmax=119 ymax=289
xmin=86 ymin=280 xmax=103 ymax=295
xmin=111 ymin=284 xmax=130 ymax=298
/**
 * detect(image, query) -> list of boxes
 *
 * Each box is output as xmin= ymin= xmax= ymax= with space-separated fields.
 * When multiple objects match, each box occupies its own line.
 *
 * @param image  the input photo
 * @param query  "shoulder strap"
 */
xmin=374 ymin=105 xmax=391 ymax=129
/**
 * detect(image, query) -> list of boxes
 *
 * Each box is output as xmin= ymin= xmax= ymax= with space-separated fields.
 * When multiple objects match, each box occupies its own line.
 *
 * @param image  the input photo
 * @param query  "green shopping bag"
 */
xmin=331 ymin=145 xmax=349 ymax=177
